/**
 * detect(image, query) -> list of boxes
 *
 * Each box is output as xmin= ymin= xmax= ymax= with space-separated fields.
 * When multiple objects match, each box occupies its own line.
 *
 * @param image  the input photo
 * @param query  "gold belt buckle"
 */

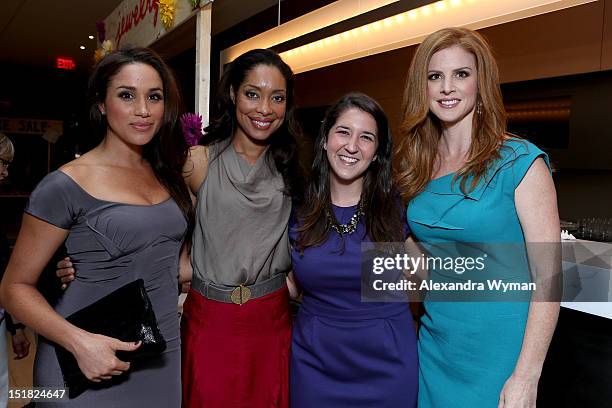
xmin=230 ymin=285 xmax=251 ymax=305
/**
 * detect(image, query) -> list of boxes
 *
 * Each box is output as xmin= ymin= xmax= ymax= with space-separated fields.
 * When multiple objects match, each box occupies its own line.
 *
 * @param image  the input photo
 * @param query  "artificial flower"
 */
xmin=157 ymin=0 xmax=177 ymax=29
xmin=94 ymin=49 xmax=105 ymax=64
xmin=96 ymin=20 xmax=106 ymax=43
xmin=94 ymin=40 xmax=114 ymax=64
xmin=102 ymin=40 xmax=114 ymax=53
xmin=180 ymin=112 xmax=204 ymax=146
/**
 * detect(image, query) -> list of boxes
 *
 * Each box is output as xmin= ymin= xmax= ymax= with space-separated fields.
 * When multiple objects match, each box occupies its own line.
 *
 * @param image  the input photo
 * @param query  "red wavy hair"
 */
xmin=394 ymin=27 xmax=507 ymax=204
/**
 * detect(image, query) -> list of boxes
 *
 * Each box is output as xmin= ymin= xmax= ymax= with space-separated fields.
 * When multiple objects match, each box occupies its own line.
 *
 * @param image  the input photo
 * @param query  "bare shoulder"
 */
xmin=58 ymin=153 xmax=99 ymax=182
xmin=517 ymin=158 xmax=552 ymax=191
xmin=184 ymin=145 xmax=209 ymax=195
xmin=515 ymin=157 xmax=559 ymax=240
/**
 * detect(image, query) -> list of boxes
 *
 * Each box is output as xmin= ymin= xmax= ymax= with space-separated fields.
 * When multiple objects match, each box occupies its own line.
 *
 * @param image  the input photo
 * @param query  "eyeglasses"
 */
xmin=0 ymin=158 xmax=12 ymax=169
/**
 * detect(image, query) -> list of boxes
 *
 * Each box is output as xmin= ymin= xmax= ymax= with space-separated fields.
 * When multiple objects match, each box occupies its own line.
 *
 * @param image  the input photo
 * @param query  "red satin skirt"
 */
xmin=181 ymin=286 xmax=291 ymax=408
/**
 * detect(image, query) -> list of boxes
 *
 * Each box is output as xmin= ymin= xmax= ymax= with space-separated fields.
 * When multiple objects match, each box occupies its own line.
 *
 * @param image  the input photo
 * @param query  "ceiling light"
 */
xmin=79 ymin=45 xmax=86 ymax=50
xmin=223 ymin=0 xmax=595 ymax=74
xmin=88 ymin=35 xmax=95 ymax=40
xmin=435 ymin=2 xmax=447 ymax=11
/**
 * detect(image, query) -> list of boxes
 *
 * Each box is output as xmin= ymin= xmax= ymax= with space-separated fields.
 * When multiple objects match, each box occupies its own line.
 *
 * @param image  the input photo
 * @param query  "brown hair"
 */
xmin=88 ymin=46 xmax=194 ymax=238
xmin=296 ymin=93 xmax=403 ymax=252
xmin=394 ymin=27 xmax=507 ymax=204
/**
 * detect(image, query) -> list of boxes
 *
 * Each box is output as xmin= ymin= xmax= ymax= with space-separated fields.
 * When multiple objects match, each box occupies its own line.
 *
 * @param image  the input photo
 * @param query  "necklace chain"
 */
xmin=327 ymin=200 xmax=365 ymax=235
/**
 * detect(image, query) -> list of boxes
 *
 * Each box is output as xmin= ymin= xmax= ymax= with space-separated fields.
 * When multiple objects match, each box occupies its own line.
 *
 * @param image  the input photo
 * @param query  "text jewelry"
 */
xmin=327 ymin=200 xmax=365 ymax=235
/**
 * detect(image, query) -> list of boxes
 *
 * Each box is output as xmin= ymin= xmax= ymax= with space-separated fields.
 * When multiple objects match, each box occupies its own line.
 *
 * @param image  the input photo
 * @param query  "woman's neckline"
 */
xmin=331 ymin=202 xmax=359 ymax=209
xmin=230 ymin=138 xmax=268 ymax=166
xmin=57 ymin=170 xmax=172 ymax=207
xmin=430 ymin=171 xmax=456 ymax=182
xmin=429 ymin=136 xmax=520 ymax=183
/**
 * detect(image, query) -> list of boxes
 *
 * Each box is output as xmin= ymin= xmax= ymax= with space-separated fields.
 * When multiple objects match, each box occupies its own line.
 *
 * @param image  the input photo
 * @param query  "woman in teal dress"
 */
xmin=395 ymin=28 xmax=561 ymax=407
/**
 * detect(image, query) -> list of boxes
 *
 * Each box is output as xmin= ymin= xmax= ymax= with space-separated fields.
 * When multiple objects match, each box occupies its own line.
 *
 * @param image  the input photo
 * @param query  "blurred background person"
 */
xmin=1 ymin=132 xmax=31 ymax=408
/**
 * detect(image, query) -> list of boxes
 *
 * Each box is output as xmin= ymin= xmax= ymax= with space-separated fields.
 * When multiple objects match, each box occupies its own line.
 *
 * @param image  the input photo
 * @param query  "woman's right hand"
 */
xmin=71 ymin=332 xmax=142 ymax=382
xmin=56 ymin=256 xmax=75 ymax=289
xmin=286 ymin=271 xmax=301 ymax=300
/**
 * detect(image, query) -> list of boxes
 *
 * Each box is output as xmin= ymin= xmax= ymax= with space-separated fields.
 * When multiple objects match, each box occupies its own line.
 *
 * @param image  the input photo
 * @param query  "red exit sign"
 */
xmin=56 ymin=57 xmax=76 ymax=70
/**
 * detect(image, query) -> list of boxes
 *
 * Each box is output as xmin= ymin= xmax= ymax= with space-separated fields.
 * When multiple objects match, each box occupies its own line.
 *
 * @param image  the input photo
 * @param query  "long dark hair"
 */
xmin=200 ymin=49 xmax=301 ymax=197
xmin=87 ymin=46 xmax=194 ymax=237
xmin=296 ymin=92 xmax=403 ymax=251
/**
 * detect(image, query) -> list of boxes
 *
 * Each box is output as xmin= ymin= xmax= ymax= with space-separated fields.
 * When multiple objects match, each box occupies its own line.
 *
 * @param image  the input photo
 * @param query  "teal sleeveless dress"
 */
xmin=407 ymin=138 xmax=549 ymax=407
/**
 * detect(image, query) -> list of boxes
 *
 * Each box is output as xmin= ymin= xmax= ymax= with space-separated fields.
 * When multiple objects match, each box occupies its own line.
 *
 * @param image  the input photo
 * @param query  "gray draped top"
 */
xmin=191 ymin=142 xmax=292 ymax=287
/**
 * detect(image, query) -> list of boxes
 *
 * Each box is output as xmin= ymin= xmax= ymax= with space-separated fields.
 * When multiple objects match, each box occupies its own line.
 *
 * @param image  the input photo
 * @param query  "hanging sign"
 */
xmin=0 ymin=117 xmax=63 ymax=136
xmin=104 ymin=0 xmax=201 ymax=48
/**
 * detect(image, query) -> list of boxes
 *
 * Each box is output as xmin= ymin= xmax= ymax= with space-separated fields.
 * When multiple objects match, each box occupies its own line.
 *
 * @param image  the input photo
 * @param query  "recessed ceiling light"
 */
xmin=80 ymin=45 xmax=86 ymax=50
xmin=88 ymin=35 xmax=94 ymax=40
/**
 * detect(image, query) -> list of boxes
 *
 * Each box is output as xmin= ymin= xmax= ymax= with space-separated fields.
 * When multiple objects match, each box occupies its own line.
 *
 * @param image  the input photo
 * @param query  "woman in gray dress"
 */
xmin=0 ymin=47 xmax=193 ymax=407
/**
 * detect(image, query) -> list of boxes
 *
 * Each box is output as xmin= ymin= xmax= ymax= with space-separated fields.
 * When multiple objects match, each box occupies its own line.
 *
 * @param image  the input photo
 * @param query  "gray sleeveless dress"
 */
xmin=191 ymin=142 xmax=291 ymax=287
xmin=26 ymin=170 xmax=185 ymax=407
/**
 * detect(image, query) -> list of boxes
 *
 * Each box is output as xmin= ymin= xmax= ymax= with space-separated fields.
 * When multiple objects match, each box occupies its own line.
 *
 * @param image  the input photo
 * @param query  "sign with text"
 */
xmin=104 ymin=0 xmax=204 ymax=48
xmin=56 ymin=57 xmax=76 ymax=70
xmin=0 ymin=117 xmax=63 ymax=136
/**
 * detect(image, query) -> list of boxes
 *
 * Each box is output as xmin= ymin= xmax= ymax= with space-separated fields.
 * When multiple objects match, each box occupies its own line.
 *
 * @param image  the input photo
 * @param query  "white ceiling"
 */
xmin=0 ymin=0 xmax=278 ymax=69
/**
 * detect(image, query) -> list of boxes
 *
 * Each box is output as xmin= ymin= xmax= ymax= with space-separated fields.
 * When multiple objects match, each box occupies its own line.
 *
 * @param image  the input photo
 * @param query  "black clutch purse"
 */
xmin=54 ymin=279 xmax=166 ymax=399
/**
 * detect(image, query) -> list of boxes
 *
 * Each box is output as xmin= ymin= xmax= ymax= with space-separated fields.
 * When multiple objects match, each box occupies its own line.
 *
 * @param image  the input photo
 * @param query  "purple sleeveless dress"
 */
xmin=289 ymin=204 xmax=418 ymax=407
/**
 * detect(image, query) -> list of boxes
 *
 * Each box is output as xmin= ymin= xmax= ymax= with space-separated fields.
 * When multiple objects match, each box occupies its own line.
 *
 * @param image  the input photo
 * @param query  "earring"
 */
xmin=476 ymin=101 xmax=483 ymax=116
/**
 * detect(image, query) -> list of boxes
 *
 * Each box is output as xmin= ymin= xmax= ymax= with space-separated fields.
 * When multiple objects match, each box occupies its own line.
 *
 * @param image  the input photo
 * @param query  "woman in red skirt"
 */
xmin=180 ymin=49 xmax=301 ymax=407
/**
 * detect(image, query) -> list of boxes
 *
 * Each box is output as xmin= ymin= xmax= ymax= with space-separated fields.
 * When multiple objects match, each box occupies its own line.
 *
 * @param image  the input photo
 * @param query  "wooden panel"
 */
xmin=481 ymin=1 xmax=604 ymax=83
xmin=601 ymin=0 xmax=612 ymax=69
xmin=295 ymin=2 xmax=605 ymax=107
xmin=295 ymin=46 xmax=414 ymax=139
xmin=295 ymin=3 xmax=607 ymax=145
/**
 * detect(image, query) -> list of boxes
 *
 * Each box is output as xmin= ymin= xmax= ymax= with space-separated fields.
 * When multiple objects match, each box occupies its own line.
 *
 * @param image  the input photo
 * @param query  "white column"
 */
xmin=195 ymin=3 xmax=212 ymax=125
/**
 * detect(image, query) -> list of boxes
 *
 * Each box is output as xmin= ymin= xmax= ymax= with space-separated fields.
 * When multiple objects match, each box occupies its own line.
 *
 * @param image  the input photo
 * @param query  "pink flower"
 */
xmin=180 ymin=113 xmax=203 ymax=146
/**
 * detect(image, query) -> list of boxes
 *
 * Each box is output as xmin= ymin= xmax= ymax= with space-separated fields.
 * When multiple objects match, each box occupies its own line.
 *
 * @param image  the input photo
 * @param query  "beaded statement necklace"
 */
xmin=326 ymin=200 xmax=365 ymax=235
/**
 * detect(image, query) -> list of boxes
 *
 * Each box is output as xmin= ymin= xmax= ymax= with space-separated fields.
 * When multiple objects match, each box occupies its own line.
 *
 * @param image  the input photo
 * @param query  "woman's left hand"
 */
xmin=498 ymin=374 xmax=538 ymax=408
xmin=11 ymin=328 xmax=31 ymax=359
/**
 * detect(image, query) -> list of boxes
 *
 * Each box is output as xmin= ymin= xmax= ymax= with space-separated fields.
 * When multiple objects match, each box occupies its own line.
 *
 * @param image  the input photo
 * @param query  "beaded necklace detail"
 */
xmin=327 ymin=200 xmax=365 ymax=235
